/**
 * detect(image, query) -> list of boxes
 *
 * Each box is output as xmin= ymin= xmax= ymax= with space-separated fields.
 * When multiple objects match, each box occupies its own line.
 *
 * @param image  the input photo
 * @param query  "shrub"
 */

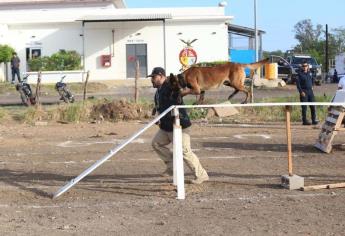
xmin=0 ymin=45 xmax=15 ymax=63
xmin=28 ymin=50 xmax=81 ymax=71
xmin=194 ymin=60 xmax=228 ymax=67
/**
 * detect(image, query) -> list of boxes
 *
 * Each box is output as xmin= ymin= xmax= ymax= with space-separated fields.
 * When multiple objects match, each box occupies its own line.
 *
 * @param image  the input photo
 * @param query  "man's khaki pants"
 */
xmin=152 ymin=128 xmax=207 ymax=178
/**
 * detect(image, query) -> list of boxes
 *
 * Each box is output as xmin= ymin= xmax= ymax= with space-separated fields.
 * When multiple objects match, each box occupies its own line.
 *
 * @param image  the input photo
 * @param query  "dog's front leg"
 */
xmin=180 ymin=88 xmax=192 ymax=97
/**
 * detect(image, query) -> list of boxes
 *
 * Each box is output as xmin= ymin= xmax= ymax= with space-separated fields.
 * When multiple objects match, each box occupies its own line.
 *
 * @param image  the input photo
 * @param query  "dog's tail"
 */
xmin=241 ymin=58 xmax=270 ymax=70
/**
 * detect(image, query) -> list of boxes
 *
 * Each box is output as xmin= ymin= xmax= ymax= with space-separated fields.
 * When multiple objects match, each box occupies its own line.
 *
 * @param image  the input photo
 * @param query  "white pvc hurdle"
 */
xmin=53 ymin=106 xmax=175 ymax=199
xmin=53 ymin=102 xmax=345 ymax=200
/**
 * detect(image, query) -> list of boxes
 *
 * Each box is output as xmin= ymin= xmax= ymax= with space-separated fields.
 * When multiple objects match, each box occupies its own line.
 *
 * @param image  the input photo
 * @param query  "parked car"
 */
xmin=269 ymin=54 xmax=322 ymax=85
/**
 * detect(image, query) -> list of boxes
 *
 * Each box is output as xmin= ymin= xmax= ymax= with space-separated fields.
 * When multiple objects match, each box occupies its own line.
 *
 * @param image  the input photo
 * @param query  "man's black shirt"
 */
xmin=296 ymin=70 xmax=314 ymax=93
xmin=154 ymin=80 xmax=191 ymax=132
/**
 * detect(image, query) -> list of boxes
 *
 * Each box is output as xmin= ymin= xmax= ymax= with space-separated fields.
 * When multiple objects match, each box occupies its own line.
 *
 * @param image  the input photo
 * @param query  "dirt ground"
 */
xmin=1 ymin=119 xmax=345 ymax=235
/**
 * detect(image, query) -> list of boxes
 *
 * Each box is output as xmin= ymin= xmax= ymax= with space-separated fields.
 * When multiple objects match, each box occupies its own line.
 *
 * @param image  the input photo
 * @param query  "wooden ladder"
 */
xmin=315 ymin=107 xmax=345 ymax=153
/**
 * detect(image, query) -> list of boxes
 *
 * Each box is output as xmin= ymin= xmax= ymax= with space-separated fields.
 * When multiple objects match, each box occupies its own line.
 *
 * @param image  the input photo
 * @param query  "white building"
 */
xmin=0 ymin=0 xmax=232 ymax=83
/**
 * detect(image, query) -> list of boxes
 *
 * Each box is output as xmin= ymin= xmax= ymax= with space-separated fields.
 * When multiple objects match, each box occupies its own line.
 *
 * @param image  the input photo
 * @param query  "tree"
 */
xmin=331 ymin=27 xmax=345 ymax=53
xmin=263 ymin=50 xmax=284 ymax=58
xmin=293 ymin=19 xmax=323 ymax=53
xmin=0 ymin=44 xmax=15 ymax=63
xmin=0 ymin=45 xmax=15 ymax=82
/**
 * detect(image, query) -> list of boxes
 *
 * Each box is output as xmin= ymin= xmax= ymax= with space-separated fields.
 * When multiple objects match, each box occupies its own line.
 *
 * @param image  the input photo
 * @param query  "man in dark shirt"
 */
xmin=148 ymin=67 xmax=209 ymax=184
xmin=10 ymin=52 xmax=21 ymax=84
xmin=296 ymin=62 xmax=318 ymax=125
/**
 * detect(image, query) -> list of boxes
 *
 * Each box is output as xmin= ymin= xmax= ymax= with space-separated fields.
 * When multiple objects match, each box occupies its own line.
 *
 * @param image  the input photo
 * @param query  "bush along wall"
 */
xmin=28 ymin=50 xmax=82 ymax=71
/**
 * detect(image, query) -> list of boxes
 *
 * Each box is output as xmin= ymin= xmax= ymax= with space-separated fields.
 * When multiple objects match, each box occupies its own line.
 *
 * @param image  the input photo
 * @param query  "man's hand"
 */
xmin=300 ymin=92 xmax=306 ymax=97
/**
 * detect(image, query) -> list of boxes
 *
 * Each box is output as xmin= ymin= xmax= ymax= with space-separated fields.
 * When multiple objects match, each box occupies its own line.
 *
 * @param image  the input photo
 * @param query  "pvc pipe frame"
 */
xmin=172 ymin=108 xmax=185 ymax=199
xmin=53 ymin=102 xmax=345 ymax=199
xmin=53 ymin=106 xmax=175 ymax=199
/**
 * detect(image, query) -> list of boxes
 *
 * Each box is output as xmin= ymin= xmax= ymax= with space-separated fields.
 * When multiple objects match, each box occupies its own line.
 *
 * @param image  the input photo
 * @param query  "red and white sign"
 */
xmin=179 ymin=48 xmax=197 ymax=67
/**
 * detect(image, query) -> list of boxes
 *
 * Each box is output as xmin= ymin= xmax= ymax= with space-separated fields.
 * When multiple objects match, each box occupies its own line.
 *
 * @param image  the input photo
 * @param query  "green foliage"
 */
xmin=55 ymin=102 xmax=90 ymax=123
xmin=195 ymin=61 xmax=228 ymax=67
xmin=0 ymin=45 xmax=15 ymax=63
xmin=188 ymin=107 xmax=208 ymax=120
xmin=28 ymin=50 xmax=82 ymax=71
xmin=0 ymin=107 xmax=7 ymax=121
xmin=263 ymin=50 xmax=284 ymax=58
xmin=293 ymin=19 xmax=345 ymax=69
xmin=27 ymin=56 xmax=50 ymax=71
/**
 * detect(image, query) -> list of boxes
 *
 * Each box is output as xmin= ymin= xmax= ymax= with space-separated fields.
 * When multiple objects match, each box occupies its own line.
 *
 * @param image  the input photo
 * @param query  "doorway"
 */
xmin=126 ymin=44 xmax=147 ymax=78
xmin=26 ymin=47 xmax=42 ymax=71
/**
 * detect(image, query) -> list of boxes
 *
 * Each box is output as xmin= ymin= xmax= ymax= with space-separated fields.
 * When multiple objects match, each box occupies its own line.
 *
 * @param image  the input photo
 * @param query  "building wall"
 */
xmin=7 ymin=22 xmax=83 ymax=67
xmin=165 ymin=20 xmax=229 ymax=73
xmin=84 ymin=21 xmax=165 ymax=80
xmin=0 ymin=7 xmax=231 ymax=82
xmin=83 ymin=19 xmax=229 ymax=80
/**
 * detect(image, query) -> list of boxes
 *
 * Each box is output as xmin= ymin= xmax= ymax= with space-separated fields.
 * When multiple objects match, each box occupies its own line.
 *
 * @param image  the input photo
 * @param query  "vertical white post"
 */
xmin=172 ymin=108 xmax=185 ymax=200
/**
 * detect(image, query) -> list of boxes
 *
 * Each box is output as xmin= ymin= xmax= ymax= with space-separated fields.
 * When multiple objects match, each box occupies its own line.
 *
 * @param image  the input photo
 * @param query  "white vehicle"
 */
xmin=335 ymin=53 xmax=345 ymax=75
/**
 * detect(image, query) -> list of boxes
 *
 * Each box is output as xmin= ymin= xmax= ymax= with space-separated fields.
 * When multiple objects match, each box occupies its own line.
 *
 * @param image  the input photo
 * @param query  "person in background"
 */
xmin=10 ymin=52 xmax=21 ymax=84
xmin=333 ymin=69 xmax=339 ymax=83
xmin=296 ymin=61 xmax=318 ymax=125
xmin=148 ymin=67 xmax=209 ymax=184
xmin=338 ymin=75 xmax=345 ymax=90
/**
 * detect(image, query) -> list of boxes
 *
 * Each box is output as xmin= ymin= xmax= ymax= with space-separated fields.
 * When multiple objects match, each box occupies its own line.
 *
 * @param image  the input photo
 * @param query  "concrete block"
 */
xmin=281 ymin=174 xmax=304 ymax=190
xmin=253 ymin=78 xmax=286 ymax=88
xmin=207 ymin=101 xmax=239 ymax=118
xmin=278 ymin=80 xmax=286 ymax=87
xmin=35 ymin=121 xmax=48 ymax=126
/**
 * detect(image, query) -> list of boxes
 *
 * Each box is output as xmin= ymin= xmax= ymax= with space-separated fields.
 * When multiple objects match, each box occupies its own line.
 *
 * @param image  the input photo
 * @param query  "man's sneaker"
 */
xmin=11 ymin=81 xmax=15 ymax=84
xmin=312 ymin=120 xmax=319 ymax=125
xmin=303 ymin=121 xmax=312 ymax=125
xmin=190 ymin=173 xmax=209 ymax=184
xmin=161 ymin=168 xmax=173 ymax=177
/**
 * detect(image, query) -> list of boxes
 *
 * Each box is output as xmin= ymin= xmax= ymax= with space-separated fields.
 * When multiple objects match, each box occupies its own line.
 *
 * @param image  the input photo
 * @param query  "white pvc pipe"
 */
xmin=173 ymin=108 xmax=185 ymax=200
xmin=177 ymin=102 xmax=345 ymax=109
xmin=53 ymin=106 xmax=175 ymax=199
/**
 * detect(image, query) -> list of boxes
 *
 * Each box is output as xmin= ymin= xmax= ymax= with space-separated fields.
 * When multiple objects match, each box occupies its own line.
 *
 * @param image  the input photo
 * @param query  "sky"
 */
xmin=125 ymin=0 xmax=345 ymax=52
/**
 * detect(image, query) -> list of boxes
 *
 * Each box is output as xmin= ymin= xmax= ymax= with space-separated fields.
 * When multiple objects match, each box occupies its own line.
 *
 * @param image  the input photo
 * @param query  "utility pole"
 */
xmin=325 ymin=24 xmax=329 ymax=76
xmin=251 ymin=0 xmax=258 ymax=103
xmin=254 ymin=0 xmax=258 ymax=61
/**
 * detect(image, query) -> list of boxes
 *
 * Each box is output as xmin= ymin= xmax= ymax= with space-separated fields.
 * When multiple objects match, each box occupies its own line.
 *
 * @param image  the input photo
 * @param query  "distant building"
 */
xmin=0 ymin=0 xmax=263 ymax=83
xmin=228 ymin=24 xmax=265 ymax=76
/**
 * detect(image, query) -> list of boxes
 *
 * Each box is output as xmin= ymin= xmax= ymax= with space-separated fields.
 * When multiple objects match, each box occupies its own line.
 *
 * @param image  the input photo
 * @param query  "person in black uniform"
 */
xmin=148 ymin=67 xmax=209 ymax=184
xmin=296 ymin=61 xmax=318 ymax=125
xmin=10 ymin=52 xmax=21 ymax=84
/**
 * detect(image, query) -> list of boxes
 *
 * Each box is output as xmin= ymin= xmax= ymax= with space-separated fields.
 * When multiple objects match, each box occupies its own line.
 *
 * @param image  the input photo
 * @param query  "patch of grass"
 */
xmin=50 ymin=102 xmax=91 ymax=123
xmin=0 ymin=95 xmax=336 ymax=124
xmin=0 ymin=107 xmax=8 ymax=122
xmin=23 ymin=106 xmax=47 ymax=124
xmin=236 ymin=95 xmax=333 ymax=122
xmin=0 ymin=81 xmax=16 ymax=94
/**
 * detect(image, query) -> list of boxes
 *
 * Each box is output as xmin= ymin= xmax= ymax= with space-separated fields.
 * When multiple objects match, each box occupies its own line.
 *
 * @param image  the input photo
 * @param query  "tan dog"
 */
xmin=177 ymin=58 xmax=269 ymax=104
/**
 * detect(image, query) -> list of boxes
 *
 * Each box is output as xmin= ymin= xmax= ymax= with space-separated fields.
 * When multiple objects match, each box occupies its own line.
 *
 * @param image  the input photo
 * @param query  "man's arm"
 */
xmin=295 ymin=73 xmax=303 ymax=95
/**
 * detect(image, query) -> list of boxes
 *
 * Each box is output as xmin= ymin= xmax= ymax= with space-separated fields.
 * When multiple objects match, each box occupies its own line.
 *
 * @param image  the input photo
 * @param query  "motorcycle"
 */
xmin=55 ymin=75 xmax=75 ymax=103
xmin=15 ymin=74 xmax=36 ymax=106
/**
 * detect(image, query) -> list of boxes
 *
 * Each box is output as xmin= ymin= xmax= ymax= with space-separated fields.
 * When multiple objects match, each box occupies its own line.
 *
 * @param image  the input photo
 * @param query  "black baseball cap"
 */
xmin=147 ymin=67 xmax=166 ymax=77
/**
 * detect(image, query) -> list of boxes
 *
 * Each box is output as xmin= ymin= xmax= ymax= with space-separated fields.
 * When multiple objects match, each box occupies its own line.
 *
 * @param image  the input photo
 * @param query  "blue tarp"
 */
xmin=229 ymin=49 xmax=255 ymax=76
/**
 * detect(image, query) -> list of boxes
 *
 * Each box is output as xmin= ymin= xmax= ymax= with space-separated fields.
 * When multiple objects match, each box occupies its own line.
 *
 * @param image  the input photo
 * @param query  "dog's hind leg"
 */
xmin=241 ymin=89 xmax=251 ymax=104
xmin=228 ymin=89 xmax=239 ymax=100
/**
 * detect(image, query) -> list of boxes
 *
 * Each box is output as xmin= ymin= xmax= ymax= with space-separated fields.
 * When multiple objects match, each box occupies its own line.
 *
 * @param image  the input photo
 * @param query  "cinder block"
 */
xmin=281 ymin=174 xmax=304 ymax=190
xmin=210 ymin=101 xmax=239 ymax=118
